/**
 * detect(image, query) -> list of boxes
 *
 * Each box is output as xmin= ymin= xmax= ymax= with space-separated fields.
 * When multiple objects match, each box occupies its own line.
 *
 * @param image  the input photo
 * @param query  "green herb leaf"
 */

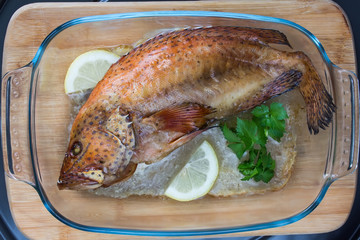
xmin=222 ymin=124 xmax=242 ymax=143
xmin=251 ymin=105 xmax=269 ymax=118
xmin=240 ymin=168 xmax=258 ymax=181
xmin=254 ymin=126 xmax=267 ymax=147
xmin=238 ymin=160 xmax=255 ymax=170
xmin=268 ymin=127 xmax=284 ymax=142
xmin=270 ymin=102 xmax=288 ymax=120
xmin=221 ymin=102 xmax=288 ymax=183
xmin=236 ymin=118 xmax=267 ymax=147
xmin=236 ymin=118 xmax=256 ymax=149
xmin=253 ymin=102 xmax=288 ymax=142
xmin=254 ymin=169 xmax=274 ymax=183
xmin=228 ymin=143 xmax=246 ymax=159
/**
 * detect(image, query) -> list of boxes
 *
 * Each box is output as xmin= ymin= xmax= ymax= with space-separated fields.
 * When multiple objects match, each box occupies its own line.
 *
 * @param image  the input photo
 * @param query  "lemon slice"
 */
xmin=165 ymin=140 xmax=219 ymax=201
xmin=64 ymin=50 xmax=120 ymax=94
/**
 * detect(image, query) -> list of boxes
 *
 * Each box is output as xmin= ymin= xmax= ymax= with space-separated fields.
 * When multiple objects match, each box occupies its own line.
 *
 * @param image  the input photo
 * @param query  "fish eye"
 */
xmin=71 ymin=141 xmax=82 ymax=157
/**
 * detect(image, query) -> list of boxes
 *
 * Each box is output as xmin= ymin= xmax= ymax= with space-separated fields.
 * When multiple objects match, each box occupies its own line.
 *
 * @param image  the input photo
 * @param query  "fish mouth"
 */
xmin=57 ymin=170 xmax=105 ymax=190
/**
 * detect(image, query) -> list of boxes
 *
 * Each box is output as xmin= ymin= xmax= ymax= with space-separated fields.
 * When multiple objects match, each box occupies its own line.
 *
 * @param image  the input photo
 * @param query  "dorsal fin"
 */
xmin=251 ymin=28 xmax=292 ymax=48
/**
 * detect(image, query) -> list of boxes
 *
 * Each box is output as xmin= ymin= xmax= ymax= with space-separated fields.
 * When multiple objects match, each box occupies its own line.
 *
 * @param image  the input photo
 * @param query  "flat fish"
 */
xmin=57 ymin=26 xmax=335 ymax=190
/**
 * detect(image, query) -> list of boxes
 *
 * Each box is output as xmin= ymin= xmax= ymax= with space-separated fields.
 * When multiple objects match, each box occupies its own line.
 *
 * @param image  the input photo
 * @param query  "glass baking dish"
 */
xmin=1 ymin=11 xmax=359 ymax=236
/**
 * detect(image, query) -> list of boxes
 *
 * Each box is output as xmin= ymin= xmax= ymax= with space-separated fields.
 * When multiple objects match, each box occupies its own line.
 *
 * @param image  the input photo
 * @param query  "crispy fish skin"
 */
xmin=57 ymin=26 xmax=335 ymax=190
xmin=87 ymin=27 xmax=294 ymax=113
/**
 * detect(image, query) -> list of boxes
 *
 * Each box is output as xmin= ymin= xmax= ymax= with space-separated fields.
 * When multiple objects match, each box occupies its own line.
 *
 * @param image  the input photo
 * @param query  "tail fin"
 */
xmin=297 ymin=53 xmax=336 ymax=134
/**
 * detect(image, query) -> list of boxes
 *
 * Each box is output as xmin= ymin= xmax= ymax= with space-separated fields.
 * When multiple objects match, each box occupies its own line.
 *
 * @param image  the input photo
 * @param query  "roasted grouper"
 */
xmin=58 ymin=26 xmax=335 ymax=190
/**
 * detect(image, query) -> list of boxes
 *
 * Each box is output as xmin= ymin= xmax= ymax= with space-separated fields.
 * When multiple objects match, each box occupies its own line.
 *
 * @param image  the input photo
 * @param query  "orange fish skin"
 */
xmin=58 ymin=26 xmax=335 ymax=190
xmin=85 ymin=26 xmax=293 ymax=114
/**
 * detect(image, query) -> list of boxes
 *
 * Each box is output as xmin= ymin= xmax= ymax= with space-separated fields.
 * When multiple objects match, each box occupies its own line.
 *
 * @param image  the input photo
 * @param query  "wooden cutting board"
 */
xmin=3 ymin=1 xmax=357 ymax=239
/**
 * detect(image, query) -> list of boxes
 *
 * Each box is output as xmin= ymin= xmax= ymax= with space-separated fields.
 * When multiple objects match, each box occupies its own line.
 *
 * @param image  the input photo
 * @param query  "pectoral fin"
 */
xmin=142 ymin=103 xmax=215 ymax=133
xmin=237 ymin=69 xmax=302 ymax=112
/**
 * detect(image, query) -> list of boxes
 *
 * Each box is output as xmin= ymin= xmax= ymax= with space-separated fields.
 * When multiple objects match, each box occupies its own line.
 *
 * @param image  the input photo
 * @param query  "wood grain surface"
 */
xmin=2 ymin=1 xmax=357 ymax=239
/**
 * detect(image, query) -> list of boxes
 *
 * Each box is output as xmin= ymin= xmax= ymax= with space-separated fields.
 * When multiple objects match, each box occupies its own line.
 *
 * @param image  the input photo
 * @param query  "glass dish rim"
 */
xmin=27 ymin=10 xmax=349 ymax=236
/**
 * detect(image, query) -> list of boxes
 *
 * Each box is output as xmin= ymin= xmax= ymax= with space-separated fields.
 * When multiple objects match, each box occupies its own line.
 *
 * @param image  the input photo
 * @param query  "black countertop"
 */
xmin=0 ymin=0 xmax=359 ymax=239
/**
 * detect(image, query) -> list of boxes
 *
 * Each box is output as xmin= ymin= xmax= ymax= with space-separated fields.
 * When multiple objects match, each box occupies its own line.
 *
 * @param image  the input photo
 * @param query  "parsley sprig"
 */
xmin=222 ymin=102 xmax=288 ymax=183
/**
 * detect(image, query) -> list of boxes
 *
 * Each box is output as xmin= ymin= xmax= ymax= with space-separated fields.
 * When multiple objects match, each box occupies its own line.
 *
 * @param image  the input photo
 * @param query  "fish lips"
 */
xmin=57 ymin=170 xmax=104 ymax=190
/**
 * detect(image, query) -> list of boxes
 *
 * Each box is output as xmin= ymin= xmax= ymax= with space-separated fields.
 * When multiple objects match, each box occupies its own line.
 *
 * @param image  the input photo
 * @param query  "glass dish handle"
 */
xmin=1 ymin=64 xmax=36 ymax=187
xmin=329 ymin=65 xmax=359 ymax=181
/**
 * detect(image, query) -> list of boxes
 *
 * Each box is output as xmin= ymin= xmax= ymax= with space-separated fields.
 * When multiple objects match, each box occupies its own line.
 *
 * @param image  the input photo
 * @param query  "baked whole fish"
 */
xmin=57 ymin=26 xmax=335 ymax=190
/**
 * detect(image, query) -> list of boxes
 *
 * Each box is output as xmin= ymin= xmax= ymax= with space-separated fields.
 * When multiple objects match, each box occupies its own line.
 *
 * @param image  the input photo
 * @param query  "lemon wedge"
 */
xmin=64 ymin=50 xmax=120 ymax=94
xmin=165 ymin=140 xmax=219 ymax=201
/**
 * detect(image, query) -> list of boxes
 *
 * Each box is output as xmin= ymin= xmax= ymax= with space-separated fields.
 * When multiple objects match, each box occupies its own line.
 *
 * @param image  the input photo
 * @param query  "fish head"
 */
xmin=57 ymin=125 xmax=135 ymax=190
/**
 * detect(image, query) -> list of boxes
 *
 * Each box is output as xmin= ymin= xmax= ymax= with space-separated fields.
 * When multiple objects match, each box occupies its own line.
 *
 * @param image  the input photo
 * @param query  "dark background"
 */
xmin=0 ymin=0 xmax=359 ymax=239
